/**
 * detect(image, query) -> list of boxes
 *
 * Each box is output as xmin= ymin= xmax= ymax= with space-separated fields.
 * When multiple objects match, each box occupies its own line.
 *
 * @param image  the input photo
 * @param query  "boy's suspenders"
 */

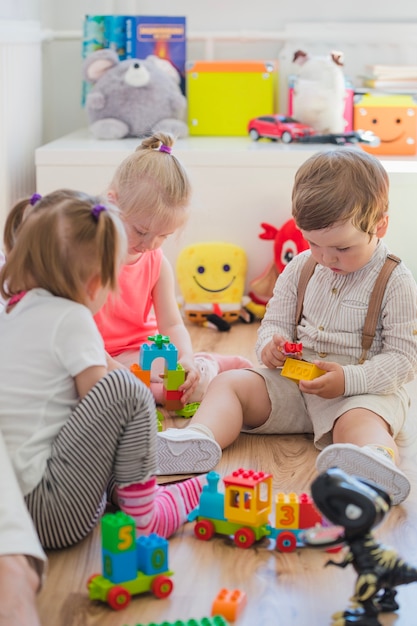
xmin=294 ymin=253 xmax=401 ymax=364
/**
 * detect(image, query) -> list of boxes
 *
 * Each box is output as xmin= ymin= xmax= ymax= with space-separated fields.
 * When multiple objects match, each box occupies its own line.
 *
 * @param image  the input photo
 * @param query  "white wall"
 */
xmin=40 ymin=1 xmax=417 ymax=142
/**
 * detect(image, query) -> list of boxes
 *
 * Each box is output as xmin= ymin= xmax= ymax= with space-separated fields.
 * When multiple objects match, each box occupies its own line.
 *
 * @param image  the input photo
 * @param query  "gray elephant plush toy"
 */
xmin=83 ymin=49 xmax=188 ymax=139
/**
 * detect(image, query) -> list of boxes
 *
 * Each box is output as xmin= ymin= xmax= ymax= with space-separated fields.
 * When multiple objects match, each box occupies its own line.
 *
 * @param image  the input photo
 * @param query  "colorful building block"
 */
xmin=281 ymin=357 xmax=325 ymax=382
xmin=128 ymin=618 xmax=228 ymax=626
xmin=354 ymin=93 xmax=417 ymax=155
xmin=212 ymin=588 xmax=247 ymax=622
xmin=139 ymin=337 xmax=178 ymax=371
xmin=136 ymin=534 xmax=169 ymax=576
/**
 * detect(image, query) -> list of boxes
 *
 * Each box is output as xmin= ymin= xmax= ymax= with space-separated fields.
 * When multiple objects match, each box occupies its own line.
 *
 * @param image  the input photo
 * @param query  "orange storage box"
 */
xmin=354 ymin=93 xmax=417 ymax=155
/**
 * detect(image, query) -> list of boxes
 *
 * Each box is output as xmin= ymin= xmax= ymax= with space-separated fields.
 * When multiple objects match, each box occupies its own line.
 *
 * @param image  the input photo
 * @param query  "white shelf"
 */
xmin=36 ymin=129 xmax=417 ymax=284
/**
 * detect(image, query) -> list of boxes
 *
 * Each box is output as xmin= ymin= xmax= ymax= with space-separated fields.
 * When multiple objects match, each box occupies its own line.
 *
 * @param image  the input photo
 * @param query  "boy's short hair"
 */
xmin=292 ymin=147 xmax=389 ymax=235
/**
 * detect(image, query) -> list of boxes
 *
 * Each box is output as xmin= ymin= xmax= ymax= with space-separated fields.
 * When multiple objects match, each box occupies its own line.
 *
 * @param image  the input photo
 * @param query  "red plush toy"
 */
xmin=248 ymin=218 xmax=309 ymax=316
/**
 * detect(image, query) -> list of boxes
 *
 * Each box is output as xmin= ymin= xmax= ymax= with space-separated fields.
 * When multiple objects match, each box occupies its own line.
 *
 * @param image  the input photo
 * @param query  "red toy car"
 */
xmin=248 ymin=114 xmax=315 ymax=143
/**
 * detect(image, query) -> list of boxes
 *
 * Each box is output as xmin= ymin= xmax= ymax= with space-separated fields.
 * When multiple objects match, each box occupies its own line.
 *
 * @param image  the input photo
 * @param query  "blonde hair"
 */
xmin=1 ymin=189 xmax=127 ymax=305
xmin=292 ymin=147 xmax=389 ymax=236
xmin=109 ymin=132 xmax=191 ymax=228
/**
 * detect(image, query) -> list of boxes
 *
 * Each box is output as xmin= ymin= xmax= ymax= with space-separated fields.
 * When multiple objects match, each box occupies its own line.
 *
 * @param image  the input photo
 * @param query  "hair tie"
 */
xmin=91 ymin=204 xmax=107 ymax=221
xmin=159 ymin=144 xmax=172 ymax=154
xmin=30 ymin=193 xmax=42 ymax=206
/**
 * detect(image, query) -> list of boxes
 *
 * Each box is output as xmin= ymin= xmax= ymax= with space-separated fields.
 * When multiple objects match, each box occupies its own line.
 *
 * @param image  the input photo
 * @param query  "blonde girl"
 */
xmin=0 ymin=190 xmax=203 ymax=549
xmin=94 ymin=133 xmax=251 ymax=473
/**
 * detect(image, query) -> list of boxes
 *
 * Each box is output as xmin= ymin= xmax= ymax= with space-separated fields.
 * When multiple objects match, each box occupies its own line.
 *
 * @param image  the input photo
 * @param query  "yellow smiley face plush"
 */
xmin=176 ymin=242 xmax=248 ymax=326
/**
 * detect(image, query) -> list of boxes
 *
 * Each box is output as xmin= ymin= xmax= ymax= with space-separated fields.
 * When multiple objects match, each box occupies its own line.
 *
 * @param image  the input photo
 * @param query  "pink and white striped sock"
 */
xmin=117 ymin=475 xmax=205 ymax=538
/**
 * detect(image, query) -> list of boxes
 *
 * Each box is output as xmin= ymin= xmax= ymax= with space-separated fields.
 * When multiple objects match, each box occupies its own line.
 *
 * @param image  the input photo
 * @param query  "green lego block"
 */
xmin=125 ymin=616 xmax=229 ymax=626
xmin=163 ymin=363 xmax=186 ymax=390
xmin=101 ymin=511 xmax=136 ymax=553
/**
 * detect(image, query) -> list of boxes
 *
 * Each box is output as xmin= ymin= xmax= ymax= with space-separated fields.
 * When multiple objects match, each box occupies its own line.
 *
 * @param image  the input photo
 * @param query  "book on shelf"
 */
xmin=81 ymin=15 xmax=130 ymax=105
xmin=362 ymin=78 xmax=417 ymax=91
xmin=364 ymin=64 xmax=417 ymax=81
xmin=125 ymin=16 xmax=186 ymax=94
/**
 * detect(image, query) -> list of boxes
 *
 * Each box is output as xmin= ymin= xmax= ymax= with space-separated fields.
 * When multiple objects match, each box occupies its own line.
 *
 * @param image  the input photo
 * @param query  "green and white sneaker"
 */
xmin=157 ymin=427 xmax=222 ymax=475
xmin=316 ymin=443 xmax=410 ymax=506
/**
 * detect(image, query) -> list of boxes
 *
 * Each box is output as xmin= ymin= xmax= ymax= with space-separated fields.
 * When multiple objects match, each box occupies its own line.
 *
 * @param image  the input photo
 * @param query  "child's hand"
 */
xmin=299 ymin=361 xmax=345 ymax=398
xmin=178 ymin=358 xmax=200 ymax=405
xmin=261 ymin=334 xmax=292 ymax=369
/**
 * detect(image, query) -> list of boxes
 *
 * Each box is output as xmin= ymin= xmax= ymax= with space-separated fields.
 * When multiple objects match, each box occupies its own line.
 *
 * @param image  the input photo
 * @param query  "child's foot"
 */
xmin=117 ymin=475 xmax=205 ymax=538
xmin=157 ymin=427 xmax=222 ymax=475
xmin=316 ymin=443 xmax=410 ymax=505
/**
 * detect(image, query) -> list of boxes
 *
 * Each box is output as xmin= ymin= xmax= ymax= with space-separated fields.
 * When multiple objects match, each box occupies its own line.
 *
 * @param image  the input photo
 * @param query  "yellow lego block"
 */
xmin=275 ymin=492 xmax=300 ymax=529
xmin=281 ymin=358 xmax=325 ymax=382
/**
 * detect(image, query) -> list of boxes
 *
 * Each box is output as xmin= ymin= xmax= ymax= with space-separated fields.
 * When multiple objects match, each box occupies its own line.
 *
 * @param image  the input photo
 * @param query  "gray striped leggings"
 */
xmin=25 ymin=369 xmax=157 ymax=550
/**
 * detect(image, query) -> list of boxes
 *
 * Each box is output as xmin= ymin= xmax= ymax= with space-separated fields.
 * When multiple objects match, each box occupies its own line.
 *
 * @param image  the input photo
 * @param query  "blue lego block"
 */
xmin=136 ymin=533 xmax=169 ymax=575
xmin=139 ymin=342 xmax=178 ymax=371
xmin=102 ymin=546 xmax=137 ymax=584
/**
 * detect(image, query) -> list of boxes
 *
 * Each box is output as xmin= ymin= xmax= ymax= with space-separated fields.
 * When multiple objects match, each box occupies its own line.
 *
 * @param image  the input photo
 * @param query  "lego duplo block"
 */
xmin=136 ymin=534 xmax=169 ymax=575
xmin=140 ymin=341 xmax=178 ymax=371
xmin=101 ymin=512 xmax=136 ymax=554
xmin=281 ymin=358 xmax=325 ymax=382
xmin=275 ymin=492 xmax=300 ymax=529
xmin=163 ymin=363 xmax=186 ymax=390
xmin=187 ymin=60 xmax=278 ymax=136
xmin=130 ymin=364 xmax=151 ymax=387
xmin=298 ymin=493 xmax=322 ymax=529
xmin=102 ymin=546 xmax=137 ymax=584
xmin=354 ymin=93 xmax=417 ymax=155
xmin=212 ymin=588 xmax=247 ymax=622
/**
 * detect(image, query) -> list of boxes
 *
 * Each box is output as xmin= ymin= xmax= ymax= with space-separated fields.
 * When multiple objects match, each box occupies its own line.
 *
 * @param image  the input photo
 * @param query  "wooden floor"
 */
xmin=37 ymin=323 xmax=417 ymax=626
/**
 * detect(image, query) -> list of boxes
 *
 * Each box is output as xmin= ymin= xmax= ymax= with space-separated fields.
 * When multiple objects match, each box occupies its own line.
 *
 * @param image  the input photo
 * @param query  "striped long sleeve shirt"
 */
xmin=256 ymin=241 xmax=417 ymax=397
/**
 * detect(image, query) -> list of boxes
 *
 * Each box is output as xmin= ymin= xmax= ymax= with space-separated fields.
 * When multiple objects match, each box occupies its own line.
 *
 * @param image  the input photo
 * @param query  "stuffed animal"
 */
xmin=176 ymin=242 xmax=254 ymax=331
xmin=292 ymin=49 xmax=346 ymax=134
xmin=248 ymin=219 xmax=309 ymax=317
xmin=83 ymin=49 xmax=188 ymax=140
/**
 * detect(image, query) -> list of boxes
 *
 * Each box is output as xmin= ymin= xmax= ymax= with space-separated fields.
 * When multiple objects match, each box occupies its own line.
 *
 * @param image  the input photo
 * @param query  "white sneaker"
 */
xmin=316 ymin=443 xmax=410 ymax=506
xmin=157 ymin=428 xmax=222 ymax=475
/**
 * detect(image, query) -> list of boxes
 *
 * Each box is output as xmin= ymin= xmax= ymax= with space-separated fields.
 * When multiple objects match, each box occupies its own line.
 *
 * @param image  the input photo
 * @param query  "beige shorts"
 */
xmin=241 ymin=363 xmax=410 ymax=450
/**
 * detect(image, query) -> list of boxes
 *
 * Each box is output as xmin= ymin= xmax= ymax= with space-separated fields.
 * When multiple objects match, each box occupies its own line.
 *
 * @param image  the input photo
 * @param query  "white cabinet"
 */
xmin=36 ymin=129 xmax=417 ymax=286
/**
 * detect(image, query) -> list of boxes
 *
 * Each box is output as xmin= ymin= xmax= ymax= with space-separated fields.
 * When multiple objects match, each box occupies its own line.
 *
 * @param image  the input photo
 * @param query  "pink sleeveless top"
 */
xmin=94 ymin=249 xmax=163 ymax=356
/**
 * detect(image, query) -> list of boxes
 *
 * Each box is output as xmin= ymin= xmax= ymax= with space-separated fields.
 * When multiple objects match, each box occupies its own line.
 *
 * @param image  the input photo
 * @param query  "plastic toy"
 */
xmin=212 ymin=588 xmax=247 ymax=622
xmin=296 ymin=129 xmax=380 ymax=146
xmin=247 ymin=114 xmax=315 ymax=142
xmin=248 ymin=219 xmax=309 ymax=317
xmin=127 ymin=618 xmax=228 ymax=626
xmin=176 ymin=241 xmax=254 ymax=331
xmin=82 ymin=49 xmax=188 ymax=140
xmin=282 ymin=341 xmax=303 ymax=356
xmin=130 ymin=334 xmax=185 ymax=411
xmin=188 ymin=468 xmax=328 ymax=552
xmin=281 ymin=357 xmax=326 ymax=383
xmin=305 ymin=467 xmax=417 ymax=626
xmin=87 ymin=511 xmax=174 ymax=610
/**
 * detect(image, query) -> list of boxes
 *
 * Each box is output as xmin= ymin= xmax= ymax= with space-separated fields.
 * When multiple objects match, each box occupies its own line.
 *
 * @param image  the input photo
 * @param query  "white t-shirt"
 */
xmin=0 ymin=289 xmax=107 ymax=495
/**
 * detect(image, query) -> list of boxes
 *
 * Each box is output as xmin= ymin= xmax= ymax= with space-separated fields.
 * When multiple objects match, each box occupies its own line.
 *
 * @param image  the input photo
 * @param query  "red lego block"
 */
xmin=298 ymin=492 xmax=322 ymax=529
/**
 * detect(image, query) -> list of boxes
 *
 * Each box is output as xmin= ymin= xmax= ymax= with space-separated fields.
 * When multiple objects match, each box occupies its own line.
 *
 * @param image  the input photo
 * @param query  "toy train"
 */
xmin=188 ymin=468 xmax=331 ymax=552
xmin=87 ymin=511 xmax=173 ymax=610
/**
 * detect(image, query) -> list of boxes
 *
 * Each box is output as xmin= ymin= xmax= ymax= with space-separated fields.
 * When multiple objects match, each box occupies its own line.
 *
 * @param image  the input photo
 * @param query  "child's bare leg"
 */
xmin=157 ymin=370 xmax=271 ymax=474
xmin=316 ymin=408 xmax=409 ymax=505
xmin=332 ymin=408 xmax=399 ymax=457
